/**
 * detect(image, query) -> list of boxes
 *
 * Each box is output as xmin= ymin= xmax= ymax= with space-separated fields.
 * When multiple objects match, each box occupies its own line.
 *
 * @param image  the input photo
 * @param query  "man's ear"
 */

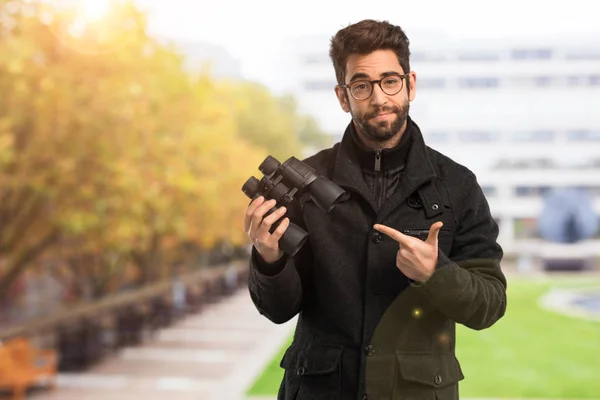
xmin=335 ymin=85 xmax=351 ymax=113
xmin=408 ymin=71 xmax=417 ymax=102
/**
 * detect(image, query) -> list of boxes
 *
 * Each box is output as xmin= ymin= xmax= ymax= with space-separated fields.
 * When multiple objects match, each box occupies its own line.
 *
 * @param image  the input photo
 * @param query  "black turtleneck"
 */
xmin=349 ymin=120 xmax=413 ymax=211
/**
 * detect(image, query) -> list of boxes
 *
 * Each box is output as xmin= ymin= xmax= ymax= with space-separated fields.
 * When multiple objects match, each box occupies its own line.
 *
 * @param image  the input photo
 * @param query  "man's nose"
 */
xmin=370 ymin=83 xmax=387 ymax=106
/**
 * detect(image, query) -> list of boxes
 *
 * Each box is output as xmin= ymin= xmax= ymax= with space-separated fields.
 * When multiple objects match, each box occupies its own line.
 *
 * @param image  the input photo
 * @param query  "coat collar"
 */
xmin=330 ymin=116 xmax=442 ymax=218
xmin=348 ymin=121 xmax=413 ymax=173
xmin=332 ymin=116 xmax=437 ymax=195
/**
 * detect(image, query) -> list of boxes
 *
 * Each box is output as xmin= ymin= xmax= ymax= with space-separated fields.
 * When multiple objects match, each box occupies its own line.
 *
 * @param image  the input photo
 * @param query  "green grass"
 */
xmin=246 ymin=276 xmax=600 ymax=398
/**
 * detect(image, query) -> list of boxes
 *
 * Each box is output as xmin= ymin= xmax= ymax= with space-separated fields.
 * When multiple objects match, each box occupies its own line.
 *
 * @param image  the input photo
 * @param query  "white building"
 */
xmin=277 ymin=33 xmax=600 ymax=255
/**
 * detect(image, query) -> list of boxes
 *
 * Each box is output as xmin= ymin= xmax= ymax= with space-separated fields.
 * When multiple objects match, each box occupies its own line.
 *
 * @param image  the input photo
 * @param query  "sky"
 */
xmin=129 ymin=0 xmax=600 ymax=87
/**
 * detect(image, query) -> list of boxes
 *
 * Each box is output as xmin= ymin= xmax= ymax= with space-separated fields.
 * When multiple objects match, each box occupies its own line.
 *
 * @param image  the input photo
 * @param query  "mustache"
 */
xmin=364 ymin=105 xmax=400 ymax=119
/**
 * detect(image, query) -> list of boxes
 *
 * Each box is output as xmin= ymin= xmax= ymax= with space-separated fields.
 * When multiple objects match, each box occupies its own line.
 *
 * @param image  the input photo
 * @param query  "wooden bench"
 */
xmin=0 ymin=338 xmax=57 ymax=399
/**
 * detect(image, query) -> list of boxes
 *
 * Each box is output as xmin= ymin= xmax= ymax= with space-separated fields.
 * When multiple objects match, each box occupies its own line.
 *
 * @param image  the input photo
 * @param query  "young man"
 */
xmin=244 ymin=19 xmax=507 ymax=400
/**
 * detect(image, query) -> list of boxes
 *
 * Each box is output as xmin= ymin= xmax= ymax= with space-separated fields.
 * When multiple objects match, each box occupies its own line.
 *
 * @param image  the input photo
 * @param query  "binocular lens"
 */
xmin=241 ymin=176 xmax=261 ymax=199
xmin=259 ymin=155 xmax=281 ymax=176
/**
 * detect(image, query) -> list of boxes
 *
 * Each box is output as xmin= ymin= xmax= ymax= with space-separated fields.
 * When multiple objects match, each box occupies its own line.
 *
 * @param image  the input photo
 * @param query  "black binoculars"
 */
xmin=242 ymin=155 xmax=345 ymax=256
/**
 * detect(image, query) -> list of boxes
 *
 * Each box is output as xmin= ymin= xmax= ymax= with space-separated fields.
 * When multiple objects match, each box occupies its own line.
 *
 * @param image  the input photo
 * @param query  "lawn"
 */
xmin=246 ymin=276 xmax=600 ymax=398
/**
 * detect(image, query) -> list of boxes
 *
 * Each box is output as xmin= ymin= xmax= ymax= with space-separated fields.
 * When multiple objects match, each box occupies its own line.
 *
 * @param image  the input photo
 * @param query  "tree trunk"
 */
xmin=0 ymin=228 xmax=59 ymax=300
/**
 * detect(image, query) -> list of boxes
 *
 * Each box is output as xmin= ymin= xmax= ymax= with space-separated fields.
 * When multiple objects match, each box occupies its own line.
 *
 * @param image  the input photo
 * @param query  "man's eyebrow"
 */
xmin=381 ymin=71 xmax=403 ymax=78
xmin=348 ymin=72 xmax=370 ymax=82
xmin=348 ymin=71 xmax=403 ymax=82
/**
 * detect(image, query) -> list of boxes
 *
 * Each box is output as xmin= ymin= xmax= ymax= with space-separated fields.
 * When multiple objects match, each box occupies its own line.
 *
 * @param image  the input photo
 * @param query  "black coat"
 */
xmin=248 ymin=118 xmax=508 ymax=400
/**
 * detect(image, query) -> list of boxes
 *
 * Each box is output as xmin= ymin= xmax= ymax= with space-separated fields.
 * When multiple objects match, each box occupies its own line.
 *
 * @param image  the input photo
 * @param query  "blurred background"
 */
xmin=0 ymin=0 xmax=599 ymax=399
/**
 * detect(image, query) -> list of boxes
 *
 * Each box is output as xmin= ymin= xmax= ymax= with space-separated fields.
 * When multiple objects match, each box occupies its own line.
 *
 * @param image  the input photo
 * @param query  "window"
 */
xmin=511 ymin=48 xmax=553 ymax=60
xmin=458 ymin=77 xmax=499 ymax=88
xmin=568 ymin=76 xmax=587 ymax=86
xmin=509 ymin=76 xmax=562 ymax=88
xmin=304 ymin=81 xmax=335 ymax=91
xmin=512 ymin=130 xmax=556 ymax=142
xmin=568 ymin=75 xmax=600 ymax=87
xmin=302 ymin=54 xmax=329 ymax=65
xmin=510 ymin=159 xmax=555 ymax=169
xmin=427 ymin=131 xmax=449 ymax=143
xmin=457 ymin=52 xmax=500 ymax=61
xmin=533 ymin=76 xmax=558 ymax=87
xmin=565 ymin=50 xmax=600 ymax=60
xmin=411 ymin=52 xmax=446 ymax=63
xmin=458 ymin=131 xmax=499 ymax=142
xmin=515 ymin=186 xmax=551 ymax=197
xmin=418 ymin=78 xmax=447 ymax=89
xmin=567 ymin=130 xmax=600 ymax=141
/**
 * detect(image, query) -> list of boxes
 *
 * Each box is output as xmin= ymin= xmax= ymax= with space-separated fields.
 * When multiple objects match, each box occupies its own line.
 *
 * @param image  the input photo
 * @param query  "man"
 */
xmin=243 ymin=19 xmax=507 ymax=400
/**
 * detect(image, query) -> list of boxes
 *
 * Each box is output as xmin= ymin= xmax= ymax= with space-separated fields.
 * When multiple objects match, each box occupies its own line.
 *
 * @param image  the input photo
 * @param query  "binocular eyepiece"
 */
xmin=242 ymin=155 xmax=345 ymax=256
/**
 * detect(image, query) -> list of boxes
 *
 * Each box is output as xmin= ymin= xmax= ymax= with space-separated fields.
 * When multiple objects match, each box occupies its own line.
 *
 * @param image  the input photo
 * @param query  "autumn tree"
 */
xmin=0 ymin=0 xmax=328 ymax=301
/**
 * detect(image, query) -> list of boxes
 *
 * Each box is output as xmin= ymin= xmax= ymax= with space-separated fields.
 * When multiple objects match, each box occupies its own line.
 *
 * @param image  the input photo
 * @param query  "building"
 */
xmin=277 ymin=32 xmax=600 ymax=255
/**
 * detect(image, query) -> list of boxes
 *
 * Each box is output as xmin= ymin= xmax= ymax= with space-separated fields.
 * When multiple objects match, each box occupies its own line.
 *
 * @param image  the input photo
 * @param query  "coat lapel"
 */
xmin=378 ymin=120 xmax=440 ymax=220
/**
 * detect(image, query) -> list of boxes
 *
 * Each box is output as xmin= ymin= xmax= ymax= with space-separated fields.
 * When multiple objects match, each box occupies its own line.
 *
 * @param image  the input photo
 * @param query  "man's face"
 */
xmin=335 ymin=49 xmax=416 ymax=146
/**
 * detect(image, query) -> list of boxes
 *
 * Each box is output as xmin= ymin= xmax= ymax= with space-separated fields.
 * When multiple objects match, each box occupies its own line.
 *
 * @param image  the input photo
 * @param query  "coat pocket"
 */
xmin=279 ymin=343 xmax=343 ymax=400
xmin=394 ymin=352 xmax=464 ymax=400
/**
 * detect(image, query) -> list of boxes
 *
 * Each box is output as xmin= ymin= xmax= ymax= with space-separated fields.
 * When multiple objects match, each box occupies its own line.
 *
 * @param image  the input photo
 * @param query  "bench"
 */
xmin=0 ymin=337 xmax=57 ymax=399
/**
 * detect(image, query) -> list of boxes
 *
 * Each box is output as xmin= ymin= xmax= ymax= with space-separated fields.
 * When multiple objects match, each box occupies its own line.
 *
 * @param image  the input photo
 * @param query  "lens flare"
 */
xmin=412 ymin=308 xmax=422 ymax=318
xmin=44 ymin=0 xmax=135 ymax=55
xmin=79 ymin=0 xmax=112 ymax=22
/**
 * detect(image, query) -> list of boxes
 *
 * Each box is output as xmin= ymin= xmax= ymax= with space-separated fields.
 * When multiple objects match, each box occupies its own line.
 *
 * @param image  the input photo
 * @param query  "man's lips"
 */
xmin=372 ymin=113 xmax=392 ymax=120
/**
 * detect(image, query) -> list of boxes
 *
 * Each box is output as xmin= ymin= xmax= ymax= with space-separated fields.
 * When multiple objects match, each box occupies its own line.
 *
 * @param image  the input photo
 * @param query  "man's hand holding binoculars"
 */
xmin=244 ymin=196 xmax=290 ymax=263
xmin=242 ymin=155 xmax=345 ymax=259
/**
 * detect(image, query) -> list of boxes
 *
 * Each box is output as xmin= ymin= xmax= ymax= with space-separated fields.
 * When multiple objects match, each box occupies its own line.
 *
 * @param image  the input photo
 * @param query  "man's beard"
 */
xmin=351 ymin=100 xmax=409 ymax=143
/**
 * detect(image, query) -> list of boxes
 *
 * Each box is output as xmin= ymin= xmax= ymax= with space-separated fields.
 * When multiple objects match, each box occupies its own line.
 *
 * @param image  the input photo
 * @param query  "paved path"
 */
xmin=25 ymin=289 xmax=295 ymax=400
xmin=16 ymin=266 xmax=600 ymax=400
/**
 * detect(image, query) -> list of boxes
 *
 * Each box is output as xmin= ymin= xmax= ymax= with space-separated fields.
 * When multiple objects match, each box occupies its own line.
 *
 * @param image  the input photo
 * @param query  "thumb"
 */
xmin=426 ymin=221 xmax=444 ymax=246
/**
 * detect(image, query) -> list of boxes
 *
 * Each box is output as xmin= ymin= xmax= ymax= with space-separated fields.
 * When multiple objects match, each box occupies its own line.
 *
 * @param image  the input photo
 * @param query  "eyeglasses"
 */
xmin=340 ymin=73 xmax=409 ymax=100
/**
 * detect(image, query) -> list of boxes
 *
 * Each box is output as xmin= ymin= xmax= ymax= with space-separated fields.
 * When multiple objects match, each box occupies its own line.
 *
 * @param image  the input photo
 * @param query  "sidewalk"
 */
xmin=23 ymin=270 xmax=599 ymax=400
xmin=27 ymin=288 xmax=295 ymax=400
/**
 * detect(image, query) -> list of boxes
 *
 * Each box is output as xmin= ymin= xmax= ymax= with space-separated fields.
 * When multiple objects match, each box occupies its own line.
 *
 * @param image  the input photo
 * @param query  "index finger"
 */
xmin=244 ymin=196 xmax=265 ymax=232
xmin=373 ymin=224 xmax=409 ymax=244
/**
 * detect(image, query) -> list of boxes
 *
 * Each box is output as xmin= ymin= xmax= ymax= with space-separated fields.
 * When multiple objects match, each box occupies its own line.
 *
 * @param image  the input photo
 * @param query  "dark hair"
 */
xmin=329 ymin=19 xmax=411 ymax=86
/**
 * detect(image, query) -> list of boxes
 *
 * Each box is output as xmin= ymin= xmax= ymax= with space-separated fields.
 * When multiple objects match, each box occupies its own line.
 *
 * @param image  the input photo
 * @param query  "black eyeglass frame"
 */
xmin=339 ymin=73 xmax=410 ymax=100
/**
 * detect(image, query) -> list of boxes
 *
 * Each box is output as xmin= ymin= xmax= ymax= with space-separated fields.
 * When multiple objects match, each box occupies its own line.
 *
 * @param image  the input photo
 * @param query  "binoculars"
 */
xmin=242 ymin=155 xmax=345 ymax=256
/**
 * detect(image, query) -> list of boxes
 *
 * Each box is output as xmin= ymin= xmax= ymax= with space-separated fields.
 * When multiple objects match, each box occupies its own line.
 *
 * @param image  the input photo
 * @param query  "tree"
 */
xmin=277 ymin=94 xmax=333 ymax=151
xmin=224 ymin=81 xmax=304 ymax=162
xmin=0 ymin=0 xmax=327 ymax=301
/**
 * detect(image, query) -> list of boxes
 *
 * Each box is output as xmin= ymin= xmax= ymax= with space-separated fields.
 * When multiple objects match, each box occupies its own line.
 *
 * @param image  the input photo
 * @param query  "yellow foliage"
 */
xmin=0 ymin=0 xmax=317 ymax=290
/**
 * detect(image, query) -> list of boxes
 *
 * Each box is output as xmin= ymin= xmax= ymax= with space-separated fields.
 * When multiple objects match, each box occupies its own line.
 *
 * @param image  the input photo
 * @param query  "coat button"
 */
xmin=431 ymin=204 xmax=439 ymax=211
xmin=434 ymin=374 xmax=443 ymax=385
xmin=371 ymin=232 xmax=383 ymax=243
xmin=407 ymin=196 xmax=422 ymax=207
xmin=364 ymin=345 xmax=375 ymax=356
xmin=297 ymin=367 xmax=305 ymax=376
